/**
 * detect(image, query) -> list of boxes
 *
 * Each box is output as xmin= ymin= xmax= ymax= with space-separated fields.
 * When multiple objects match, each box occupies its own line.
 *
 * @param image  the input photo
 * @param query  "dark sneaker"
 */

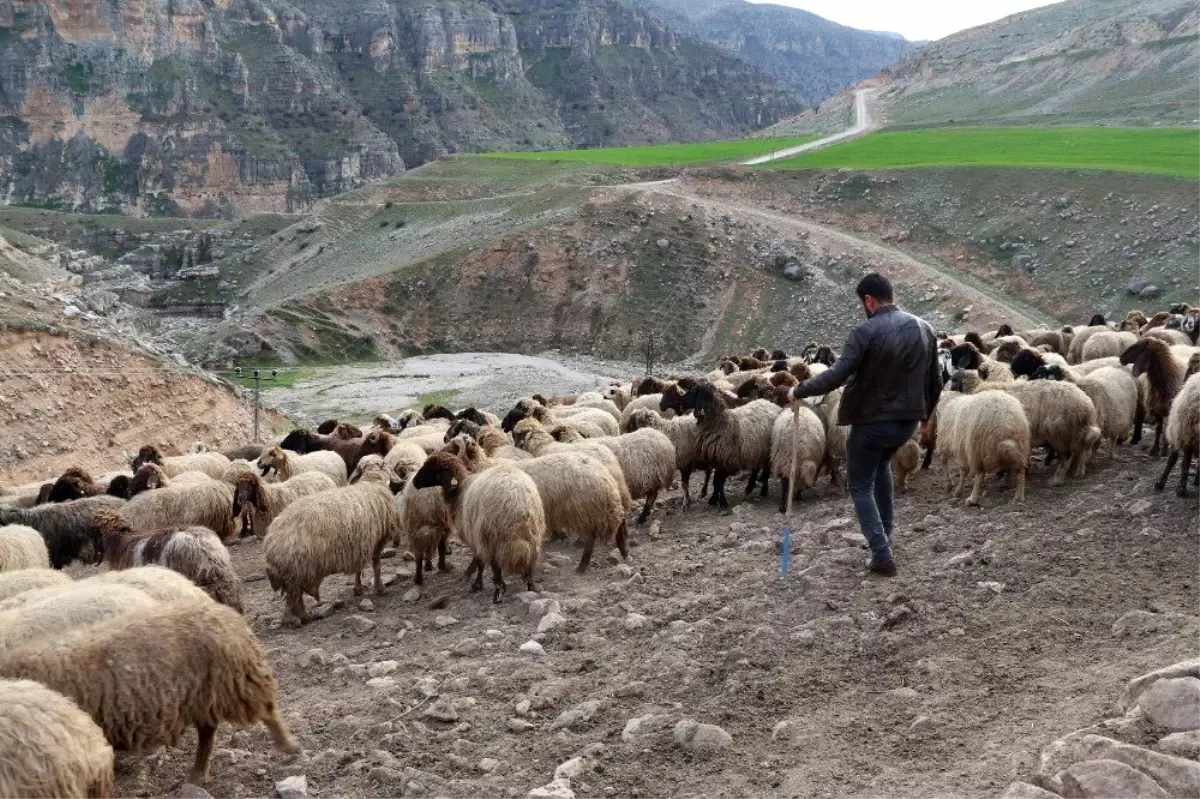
xmin=866 ymin=557 xmax=897 ymax=577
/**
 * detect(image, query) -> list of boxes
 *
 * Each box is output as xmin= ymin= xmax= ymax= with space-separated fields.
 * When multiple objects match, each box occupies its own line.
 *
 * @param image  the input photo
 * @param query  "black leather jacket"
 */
xmin=792 ymin=304 xmax=942 ymax=425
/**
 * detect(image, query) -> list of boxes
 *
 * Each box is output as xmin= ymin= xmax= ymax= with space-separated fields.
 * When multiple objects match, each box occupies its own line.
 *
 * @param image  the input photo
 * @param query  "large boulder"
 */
xmin=1058 ymin=759 xmax=1169 ymax=799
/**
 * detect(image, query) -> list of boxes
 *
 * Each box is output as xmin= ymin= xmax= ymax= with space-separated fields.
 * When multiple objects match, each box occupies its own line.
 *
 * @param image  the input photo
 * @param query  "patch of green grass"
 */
xmin=416 ymin=387 xmax=460 ymax=409
xmin=770 ymin=127 xmax=1200 ymax=178
xmin=478 ymin=136 xmax=819 ymax=166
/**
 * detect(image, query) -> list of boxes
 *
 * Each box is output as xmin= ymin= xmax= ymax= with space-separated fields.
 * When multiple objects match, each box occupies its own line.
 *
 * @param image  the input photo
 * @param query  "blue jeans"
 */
xmin=846 ymin=420 xmax=919 ymax=562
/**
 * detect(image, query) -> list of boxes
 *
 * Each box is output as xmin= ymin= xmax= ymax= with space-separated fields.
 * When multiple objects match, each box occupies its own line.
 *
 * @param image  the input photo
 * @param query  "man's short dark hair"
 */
xmin=856 ymin=272 xmax=893 ymax=302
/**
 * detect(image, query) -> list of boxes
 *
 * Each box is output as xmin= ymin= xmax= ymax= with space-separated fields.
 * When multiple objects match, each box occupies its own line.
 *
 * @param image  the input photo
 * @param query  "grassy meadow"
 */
xmin=478 ymin=136 xmax=818 ymax=166
xmin=768 ymin=127 xmax=1199 ymax=178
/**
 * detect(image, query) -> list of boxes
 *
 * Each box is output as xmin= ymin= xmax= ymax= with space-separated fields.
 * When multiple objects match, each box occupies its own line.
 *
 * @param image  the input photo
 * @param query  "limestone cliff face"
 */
xmin=0 ymin=0 xmax=800 ymax=216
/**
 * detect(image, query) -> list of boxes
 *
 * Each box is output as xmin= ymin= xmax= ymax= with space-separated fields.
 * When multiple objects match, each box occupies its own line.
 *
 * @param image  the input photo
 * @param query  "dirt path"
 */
xmin=623 ymin=182 xmax=1044 ymax=331
xmin=742 ymin=88 xmax=878 ymax=165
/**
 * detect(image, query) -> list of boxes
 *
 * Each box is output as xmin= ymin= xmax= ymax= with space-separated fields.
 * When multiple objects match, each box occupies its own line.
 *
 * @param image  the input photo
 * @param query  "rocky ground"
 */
xmin=62 ymin=433 xmax=1196 ymax=799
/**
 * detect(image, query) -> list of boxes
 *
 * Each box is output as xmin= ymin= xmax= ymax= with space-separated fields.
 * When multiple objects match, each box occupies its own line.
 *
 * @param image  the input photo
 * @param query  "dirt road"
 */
xmin=742 ymin=88 xmax=877 ymax=165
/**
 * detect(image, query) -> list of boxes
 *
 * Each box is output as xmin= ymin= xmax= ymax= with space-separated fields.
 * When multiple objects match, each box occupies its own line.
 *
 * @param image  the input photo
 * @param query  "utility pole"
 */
xmin=645 ymin=333 xmax=655 ymax=377
xmin=234 ymin=367 xmax=277 ymax=442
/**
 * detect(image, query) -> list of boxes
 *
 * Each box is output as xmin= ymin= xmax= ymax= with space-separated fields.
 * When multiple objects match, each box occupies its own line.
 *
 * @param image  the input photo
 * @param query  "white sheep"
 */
xmin=1032 ymin=364 xmax=1139 ymax=459
xmin=120 ymin=466 xmax=235 ymax=541
xmin=950 ymin=390 xmax=1031 ymax=505
xmin=257 ymin=445 xmax=348 ymax=485
xmin=0 ymin=678 xmax=115 ymax=799
xmin=769 ymin=406 xmax=827 ymax=513
xmin=0 ymin=568 xmax=72 ymax=602
xmin=0 ymin=580 xmax=159 ymax=654
xmin=0 ymin=524 xmax=50 ymax=572
xmin=624 ymin=408 xmax=711 ymax=509
xmin=1155 ymin=371 xmax=1200 ymax=497
xmin=1081 ymin=330 xmax=1137 ymax=362
xmin=131 ymin=444 xmax=231 ymax=479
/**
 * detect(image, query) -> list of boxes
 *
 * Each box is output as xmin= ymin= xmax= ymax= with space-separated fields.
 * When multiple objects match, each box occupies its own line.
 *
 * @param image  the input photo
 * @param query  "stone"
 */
xmin=403 ymin=586 xmax=421 ymax=602
xmin=528 ymin=598 xmax=561 ymax=619
xmin=1111 ymin=611 xmax=1195 ymax=639
xmin=527 ymin=679 xmax=565 ymax=709
xmin=977 ymin=581 xmax=1005 ymax=594
xmin=1138 ymin=677 xmax=1200 ymax=732
xmin=302 ymin=648 xmax=328 ymax=667
xmin=422 ymin=698 xmax=460 ymax=723
xmin=365 ymin=677 xmax=397 ymax=689
xmin=519 ymin=640 xmax=546 ymax=656
xmin=1037 ymin=731 xmax=1092 ymax=793
xmin=554 ymin=757 xmax=588 ymax=781
xmin=275 ymin=776 xmax=308 ymax=799
xmin=672 ymin=719 xmax=732 ymax=756
xmin=516 ymin=699 xmax=532 ymax=716
xmin=1125 ymin=499 xmax=1154 ymax=517
xmin=615 ymin=681 xmax=647 ymax=698
xmin=623 ymin=613 xmax=649 ymax=631
xmin=508 ymin=718 xmax=536 ymax=732
xmin=909 ymin=715 xmax=935 ymax=734
xmin=413 ymin=676 xmax=439 ymax=698
xmin=434 ymin=615 xmax=459 ymax=628
xmin=527 ymin=779 xmax=575 ymax=799
xmin=347 ymin=615 xmax=376 ymax=634
xmin=367 ymin=660 xmax=399 ymax=679
xmin=621 ymin=714 xmax=673 ymax=743
xmin=656 ymin=238 xmax=671 ymax=250
xmin=1000 ymin=782 xmax=1061 ymax=799
xmin=550 ymin=700 xmax=602 ymax=731
xmin=478 ymin=758 xmax=500 ymax=773
xmin=1138 ymin=285 xmax=1161 ymax=299
xmin=367 ymin=767 xmax=403 ymax=789
xmin=1158 ymin=730 xmax=1200 ymax=759
xmin=538 ymin=613 xmax=567 ymax=633
xmin=1058 ymin=759 xmax=1169 ymax=799
xmin=1073 ymin=734 xmax=1200 ymax=797
xmin=1120 ymin=660 xmax=1200 ymax=712
xmin=452 ymin=638 xmax=482 ymax=657
xmin=172 ymin=785 xmax=214 ymax=799
xmin=1011 ymin=254 xmax=1035 ymax=270
xmin=772 ymin=720 xmax=798 ymax=741
xmin=782 ymin=262 xmax=809 ymax=281
xmin=824 ymin=517 xmax=853 ymax=532
xmin=358 ymin=598 xmax=375 ymax=612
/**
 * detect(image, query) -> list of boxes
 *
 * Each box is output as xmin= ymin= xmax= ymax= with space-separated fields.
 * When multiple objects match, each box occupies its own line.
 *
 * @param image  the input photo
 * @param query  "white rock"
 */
xmin=538 ymin=612 xmax=567 ymax=633
xmin=368 ymin=660 xmax=399 ymax=678
xmin=550 ymin=700 xmax=602 ymax=731
xmin=515 ymin=699 xmax=532 ymax=716
xmin=910 ymin=715 xmax=936 ymax=734
xmin=1072 ymin=733 xmax=1200 ymax=797
xmin=1000 ymin=782 xmax=1062 ymax=799
xmin=554 ymin=757 xmax=588 ymax=781
xmin=519 ymin=640 xmax=546 ymax=656
xmin=977 ymin=581 xmax=1005 ymax=594
xmin=508 ymin=718 xmax=535 ymax=732
xmin=772 ymin=720 xmax=798 ymax=741
xmin=434 ymin=615 xmax=459 ymax=628
xmin=301 ymin=648 xmax=328 ymax=667
xmin=452 ymin=638 xmax=482 ymax=657
xmin=422 ymin=697 xmax=459 ymax=723
xmin=275 ymin=775 xmax=307 ymax=799
xmin=484 ymin=629 xmax=505 ymax=639
xmin=621 ymin=714 xmax=673 ymax=743
xmin=413 ymin=676 xmax=439 ymax=698
xmin=402 ymin=586 xmax=421 ymax=602
xmin=347 ymin=615 xmax=376 ymax=634
xmin=1059 ymin=758 xmax=1168 ymax=798
xmin=824 ymin=517 xmax=853 ymax=532
xmin=1158 ymin=730 xmax=1200 ymax=759
xmin=623 ymin=612 xmax=649 ymax=631
xmin=615 ymin=681 xmax=646 ymax=698
xmin=672 ymin=719 xmax=732 ymax=756
xmin=1125 ymin=499 xmax=1154 ymax=517
xmin=528 ymin=598 xmax=562 ymax=619
xmin=365 ymin=677 xmax=397 ymax=689
xmin=527 ymin=779 xmax=575 ymax=799
xmin=1138 ymin=677 xmax=1200 ymax=732
xmin=478 ymin=757 xmax=500 ymax=773
xmin=1119 ymin=659 xmax=1200 ymax=712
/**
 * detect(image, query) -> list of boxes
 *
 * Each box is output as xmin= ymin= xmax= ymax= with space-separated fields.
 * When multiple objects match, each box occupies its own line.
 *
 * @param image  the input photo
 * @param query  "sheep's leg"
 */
xmin=491 ymin=561 xmax=506 ymax=604
xmin=437 ymin=536 xmax=452 ymax=572
xmin=710 ymin=471 xmax=730 ymax=510
xmin=966 ymin=472 xmax=985 ymax=506
xmin=424 ymin=556 xmax=434 ymax=572
xmin=1156 ymin=451 xmax=1178 ymax=492
xmin=285 ymin=590 xmax=309 ymax=625
xmin=264 ymin=704 xmax=299 ymax=754
xmin=414 ymin=556 xmax=425 ymax=586
xmin=637 ymin=492 xmax=656 ymax=525
xmin=758 ymin=467 xmax=770 ymax=498
xmin=352 ymin=570 xmax=364 ymax=596
xmin=1013 ymin=470 xmax=1026 ymax=504
xmin=700 ymin=469 xmax=711 ymax=498
xmin=744 ymin=469 xmax=757 ymax=495
xmin=371 ymin=541 xmax=386 ymax=595
xmin=524 ymin=568 xmax=537 ymax=594
xmin=190 ymin=723 xmax=217 ymax=785
xmin=1177 ymin=452 xmax=1194 ymax=498
xmin=680 ymin=469 xmax=692 ymax=510
xmin=467 ymin=556 xmax=484 ymax=592
xmin=1050 ymin=452 xmax=1070 ymax=486
xmin=577 ymin=538 xmax=595 ymax=573
xmin=777 ymin=476 xmax=789 ymax=514
xmin=615 ymin=520 xmax=629 ymax=561
xmin=1043 ymin=444 xmax=1056 ymax=467
xmin=1151 ymin=422 xmax=1164 ymax=457
xmin=1131 ymin=403 xmax=1144 ymax=445
xmin=921 ymin=446 xmax=934 ymax=470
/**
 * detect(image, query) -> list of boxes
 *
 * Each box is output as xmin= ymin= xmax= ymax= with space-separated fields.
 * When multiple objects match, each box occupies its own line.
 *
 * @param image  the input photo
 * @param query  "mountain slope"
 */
xmin=769 ymin=0 xmax=1199 ymax=133
xmin=0 ymin=0 xmax=800 ymax=217
xmin=632 ymin=0 xmax=916 ymax=106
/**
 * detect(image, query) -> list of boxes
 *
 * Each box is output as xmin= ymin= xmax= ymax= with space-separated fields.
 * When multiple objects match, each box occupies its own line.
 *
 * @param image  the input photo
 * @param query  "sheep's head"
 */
xmin=444 ymin=418 xmax=479 ymax=443
xmin=770 ymin=359 xmax=788 ymax=373
xmin=769 ymin=371 xmax=798 ymax=388
xmin=751 ymin=347 xmax=769 ymax=361
xmin=1125 ymin=310 xmax=1148 ymax=328
xmin=770 ymin=349 xmax=788 ymax=361
xmin=530 ymin=394 xmax=549 ymax=407
xmin=1184 ymin=311 xmax=1200 ymax=341
xmin=455 ymin=408 xmax=488 ymax=427
xmin=232 ymin=472 xmax=262 ymax=517
xmin=316 ymin=419 xmax=339 ymax=435
xmin=374 ymin=414 xmax=399 ymax=432
xmin=1119 ymin=337 xmax=1170 ymax=378
xmin=34 ymin=483 xmax=54 ymax=505
xmin=412 ymin=451 xmax=466 ymax=500
xmin=812 ymin=346 xmax=836 ymax=366
xmin=1009 ymin=348 xmax=1045 ymax=378
xmin=683 ymin=383 xmax=722 ymax=422
xmin=549 ymin=425 xmax=583 ymax=443
xmin=1087 ymin=314 xmax=1107 ymax=327
xmin=92 ymin=508 xmax=132 ymax=555
xmin=442 ymin=435 xmax=487 ymax=472
xmin=46 ymin=474 xmax=89 ymax=504
xmin=624 ymin=408 xmax=656 ymax=432
xmin=359 ymin=430 xmax=396 ymax=458
xmin=676 ymin=377 xmax=699 ymax=391
xmin=789 ymin=362 xmax=812 ymax=381
xmin=510 ymin=417 xmax=544 ymax=449
xmin=350 ymin=455 xmax=388 ymax=485
xmin=735 ymin=377 xmax=763 ymax=400
xmin=949 ymin=342 xmax=983 ymax=371
xmin=1030 ymin=364 xmax=1068 ymax=382
xmin=500 ymin=407 xmax=525 ymax=433
xmin=130 ymin=444 xmax=163 ymax=473
xmin=991 ymin=339 xmax=1024 ymax=364
xmin=635 ymin=376 xmax=666 ymax=397
xmin=396 ymin=409 xmax=422 ymax=430
xmin=659 ymin=384 xmax=686 ymax=415
xmin=128 ymin=463 xmax=168 ymax=497
xmin=257 ymin=446 xmax=287 ymax=477
xmin=106 ymin=475 xmax=131 ymax=499
xmin=278 ymin=429 xmax=321 ymax=454
xmin=423 ymin=405 xmax=455 ymax=422
xmin=718 ymin=360 xmax=737 ymax=375
xmin=333 ymin=422 xmax=363 ymax=440
xmin=995 ymin=324 xmax=1015 ymax=338
xmin=964 ymin=332 xmax=987 ymax=352
xmin=1187 ymin=352 xmax=1200 ymax=379
xmin=936 ymin=349 xmax=954 ymax=384
xmin=948 ymin=369 xmax=981 ymax=394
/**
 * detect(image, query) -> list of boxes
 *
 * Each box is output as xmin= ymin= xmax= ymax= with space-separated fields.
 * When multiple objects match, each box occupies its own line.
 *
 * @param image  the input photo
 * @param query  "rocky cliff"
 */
xmin=631 ymin=0 xmax=915 ymax=107
xmin=0 ymin=0 xmax=800 ymax=217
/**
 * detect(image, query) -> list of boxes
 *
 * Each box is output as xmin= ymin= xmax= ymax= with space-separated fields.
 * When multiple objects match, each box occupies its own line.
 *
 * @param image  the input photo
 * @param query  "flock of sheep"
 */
xmin=0 ymin=303 xmax=1197 ymax=797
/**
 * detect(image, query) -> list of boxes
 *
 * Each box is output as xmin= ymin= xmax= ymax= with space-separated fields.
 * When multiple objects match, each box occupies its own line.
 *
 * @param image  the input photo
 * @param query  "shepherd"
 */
xmin=790 ymin=273 xmax=942 ymax=577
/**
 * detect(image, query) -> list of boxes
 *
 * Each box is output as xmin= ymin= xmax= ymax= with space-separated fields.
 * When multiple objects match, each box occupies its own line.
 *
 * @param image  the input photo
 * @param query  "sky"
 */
xmin=745 ymin=0 xmax=1061 ymax=42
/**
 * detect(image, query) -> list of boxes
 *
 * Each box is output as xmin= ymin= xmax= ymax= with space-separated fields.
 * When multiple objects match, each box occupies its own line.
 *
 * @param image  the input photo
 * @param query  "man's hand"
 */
xmin=789 ymin=384 xmax=803 ymax=408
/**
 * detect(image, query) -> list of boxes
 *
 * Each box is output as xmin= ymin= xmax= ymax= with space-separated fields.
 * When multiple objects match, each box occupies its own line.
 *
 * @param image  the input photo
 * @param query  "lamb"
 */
xmin=257 ymin=445 xmax=348 ymax=485
xmin=397 ymin=459 xmax=455 ymax=586
xmin=38 ymin=468 xmax=129 ymax=504
xmin=0 ymin=525 xmax=50 ymax=572
xmin=277 ymin=429 xmax=363 ymax=471
xmin=263 ymin=481 xmax=403 ymax=624
xmin=1155 ymin=372 xmax=1200 ymax=497
xmin=0 ymin=677 xmax=115 ymax=799
xmin=130 ymin=444 xmax=230 ymax=480
xmin=0 ymin=495 xmax=124 ymax=569
xmin=812 ymin=388 xmax=849 ymax=485
xmin=1030 ymin=364 xmax=1139 ymax=459
xmin=412 ymin=452 xmax=545 ymax=602
xmin=949 ymin=390 xmax=1031 ymax=506
xmin=228 ymin=470 xmax=338 ymax=541
xmin=953 ymin=371 xmax=1099 ymax=485
xmin=0 ymin=569 xmax=71 ymax=602
xmin=95 ymin=509 xmax=243 ymax=611
xmin=1121 ymin=336 xmax=1191 ymax=456
xmin=1081 ymin=330 xmax=1138 ymax=362
xmin=0 ymin=579 xmax=161 ymax=655
xmin=119 ymin=466 xmax=235 ymax=541
xmin=624 ymin=408 xmax=712 ymax=509
xmin=891 ymin=438 xmax=921 ymax=491
xmin=768 ymin=406 xmax=827 ymax=513
xmin=681 ymin=383 xmax=780 ymax=509
xmin=0 ymin=598 xmax=299 ymax=785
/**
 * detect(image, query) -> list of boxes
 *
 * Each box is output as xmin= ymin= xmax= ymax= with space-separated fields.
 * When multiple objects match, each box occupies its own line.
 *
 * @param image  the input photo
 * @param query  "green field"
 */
xmin=770 ymin=127 xmax=1200 ymax=178
xmin=478 ymin=136 xmax=819 ymax=166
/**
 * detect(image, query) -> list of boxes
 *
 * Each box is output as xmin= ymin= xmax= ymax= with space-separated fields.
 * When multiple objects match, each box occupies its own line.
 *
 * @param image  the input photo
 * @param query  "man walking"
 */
xmin=790 ymin=273 xmax=942 ymax=577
